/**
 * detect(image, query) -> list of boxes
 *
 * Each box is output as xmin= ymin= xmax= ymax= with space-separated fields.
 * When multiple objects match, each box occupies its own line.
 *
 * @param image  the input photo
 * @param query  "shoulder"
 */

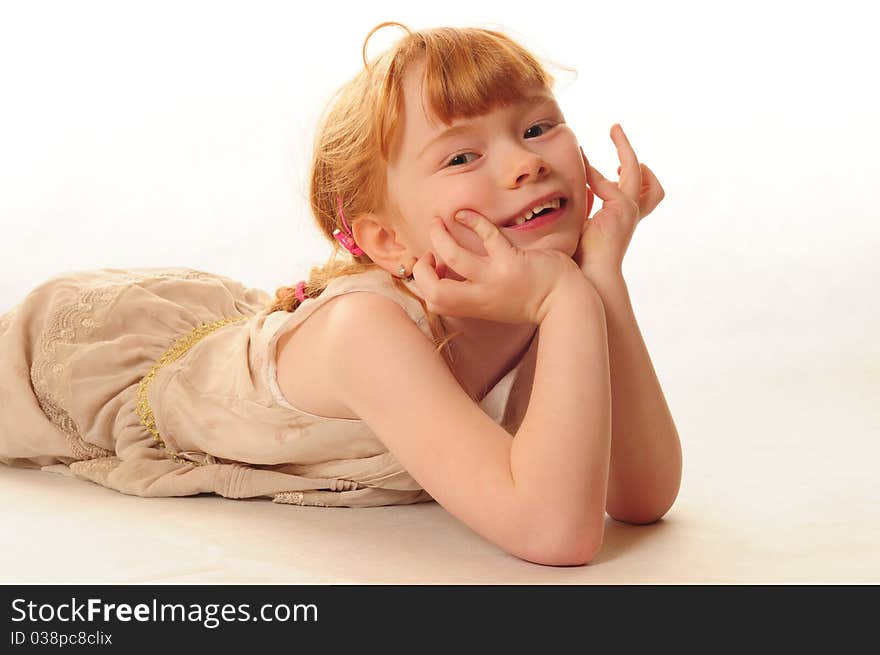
xmin=274 ymin=288 xmax=427 ymax=419
xmin=321 ymin=285 xmax=426 ymax=345
xmin=322 ymin=288 xmax=474 ymax=427
xmin=323 ymin=290 xmax=431 ymax=374
xmin=325 ymin=289 xmax=506 ymax=477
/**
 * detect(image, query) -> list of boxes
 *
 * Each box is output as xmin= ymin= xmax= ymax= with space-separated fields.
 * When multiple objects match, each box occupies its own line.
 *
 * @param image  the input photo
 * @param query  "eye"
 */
xmin=524 ymin=121 xmax=556 ymax=138
xmin=442 ymin=122 xmax=557 ymax=168
xmin=445 ymin=151 xmax=479 ymax=168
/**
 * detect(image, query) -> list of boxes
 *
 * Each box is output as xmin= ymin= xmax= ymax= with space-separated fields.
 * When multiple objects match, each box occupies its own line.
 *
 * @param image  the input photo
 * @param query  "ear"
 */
xmin=350 ymin=213 xmax=412 ymax=273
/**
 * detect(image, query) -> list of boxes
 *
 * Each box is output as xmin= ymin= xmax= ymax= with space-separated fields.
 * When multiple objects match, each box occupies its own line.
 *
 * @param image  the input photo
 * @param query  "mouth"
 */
xmin=501 ymin=196 xmax=568 ymax=231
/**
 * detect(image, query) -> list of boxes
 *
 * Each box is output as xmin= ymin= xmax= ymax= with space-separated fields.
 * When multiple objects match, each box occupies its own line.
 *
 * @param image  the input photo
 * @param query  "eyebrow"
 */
xmin=417 ymin=94 xmax=557 ymax=159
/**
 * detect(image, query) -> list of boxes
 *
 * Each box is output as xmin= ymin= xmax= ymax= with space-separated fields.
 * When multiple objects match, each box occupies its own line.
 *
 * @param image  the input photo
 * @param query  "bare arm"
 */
xmin=589 ymin=272 xmax=682 ymax=524
xmin=511 ymin=270 xmax=612 ymax=562
xmin=575 ymin=124 xmax=681 ymax=523
xmin=305 ymin=270 xmax=609 ymax=565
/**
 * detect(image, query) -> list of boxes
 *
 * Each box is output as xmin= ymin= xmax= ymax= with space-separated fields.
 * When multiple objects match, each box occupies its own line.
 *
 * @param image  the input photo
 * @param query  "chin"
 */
xmin=444 ymin=228 xmax=579 ymax=280
xmin=518 ymin=232 xmax=580 ymax=259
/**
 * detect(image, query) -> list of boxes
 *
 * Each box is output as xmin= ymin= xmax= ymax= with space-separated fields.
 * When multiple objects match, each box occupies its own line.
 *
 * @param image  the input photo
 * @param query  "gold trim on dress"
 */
xmin=135 ymin=316 xmax=248 ymax=465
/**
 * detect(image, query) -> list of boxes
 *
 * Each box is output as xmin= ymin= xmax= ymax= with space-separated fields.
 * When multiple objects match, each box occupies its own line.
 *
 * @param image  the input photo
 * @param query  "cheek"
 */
xmin=564 ymin=146 xmax=586 ymax=188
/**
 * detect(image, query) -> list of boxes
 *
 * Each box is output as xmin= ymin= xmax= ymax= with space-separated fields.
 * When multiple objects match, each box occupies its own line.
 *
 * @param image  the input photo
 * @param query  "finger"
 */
xmin=635 ymin=163 xmax=665 ymax=220
xmin=610 ymin=124 xmax=640 ymax=201
xmin=429 ymin=215 xmax=485 ymax=280
xmin=411 ymin=249 xmax=438 ymax=282
xmin=584 ymin=163 xmax=626 ymax=202
xmin=410 ymin=250 xmax=440 ymax=297
xmin=410 ymin=250 xmax=464 ymax=315
xmin=453 ymin=209 xmax=514 ymax=261
xmin=640 ymin=162 xmax=665 ymax=200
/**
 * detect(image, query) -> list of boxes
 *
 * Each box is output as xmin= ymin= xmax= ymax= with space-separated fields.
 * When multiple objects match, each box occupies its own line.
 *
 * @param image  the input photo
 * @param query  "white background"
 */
xmin=0 ymin=0 xmax=878 ymax=581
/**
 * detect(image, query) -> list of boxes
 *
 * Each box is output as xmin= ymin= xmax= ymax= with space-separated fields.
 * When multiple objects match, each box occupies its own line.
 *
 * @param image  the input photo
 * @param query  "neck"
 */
xmin=440 ymin=314 xmax=537 ymax=401
xmin=399 ymin=273 xmax=537 ymax=400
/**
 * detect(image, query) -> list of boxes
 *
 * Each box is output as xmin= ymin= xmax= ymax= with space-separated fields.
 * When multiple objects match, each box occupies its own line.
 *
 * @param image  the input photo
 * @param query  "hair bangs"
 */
xmin=419 ymin=32 xmax=555 ymax=128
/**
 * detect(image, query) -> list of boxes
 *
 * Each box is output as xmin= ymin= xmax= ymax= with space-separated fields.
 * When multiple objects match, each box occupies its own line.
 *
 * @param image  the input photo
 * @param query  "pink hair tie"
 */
xmin=332 ymin=195 xmax=364 ymax=256
xmin=294 ymin=280 xmax=306 ymax=302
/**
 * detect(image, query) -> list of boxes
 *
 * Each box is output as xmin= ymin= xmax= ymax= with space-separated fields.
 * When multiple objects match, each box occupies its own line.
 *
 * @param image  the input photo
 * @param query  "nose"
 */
xmin=506 ymin=148 xmax=550 ymax=187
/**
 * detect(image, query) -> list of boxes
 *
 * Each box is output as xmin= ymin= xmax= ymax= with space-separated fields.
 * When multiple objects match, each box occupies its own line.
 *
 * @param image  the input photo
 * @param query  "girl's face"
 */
xmin=385 ymin=61 xmax=587 ymax=281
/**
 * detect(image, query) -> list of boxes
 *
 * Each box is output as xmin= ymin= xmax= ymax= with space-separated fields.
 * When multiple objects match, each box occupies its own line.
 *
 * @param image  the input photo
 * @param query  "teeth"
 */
xmin=511 ymin=197 xmax=562 ymax=226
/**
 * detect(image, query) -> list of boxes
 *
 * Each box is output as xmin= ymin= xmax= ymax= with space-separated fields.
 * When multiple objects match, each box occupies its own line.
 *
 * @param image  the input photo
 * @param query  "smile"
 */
xmin=503 ymin=198 xmax=568 ymax=232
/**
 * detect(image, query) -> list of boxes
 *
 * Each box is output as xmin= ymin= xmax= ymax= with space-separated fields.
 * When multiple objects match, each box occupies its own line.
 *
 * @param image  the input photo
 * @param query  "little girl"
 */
xmin=0 ymin=22 xmax=679 ymax=566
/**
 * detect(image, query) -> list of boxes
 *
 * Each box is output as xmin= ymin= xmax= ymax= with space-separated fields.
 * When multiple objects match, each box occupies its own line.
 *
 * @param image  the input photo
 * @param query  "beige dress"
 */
xmin=0 ymin=266 xmax=538 ymax=508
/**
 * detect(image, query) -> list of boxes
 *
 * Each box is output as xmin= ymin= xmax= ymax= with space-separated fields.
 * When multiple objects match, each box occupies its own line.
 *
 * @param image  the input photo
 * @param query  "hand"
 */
xmin=616 ymin=162 xmax=665 ymax=221
xmin=573 ymin=124 xmax=664 ymax=277
xmin=411 ymin=210 xmax=581 ymax=325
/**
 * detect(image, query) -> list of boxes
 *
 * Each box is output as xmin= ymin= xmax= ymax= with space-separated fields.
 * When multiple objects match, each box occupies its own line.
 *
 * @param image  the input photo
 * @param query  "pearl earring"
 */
xmin=398 ymin=265 xmax=406 ymax=277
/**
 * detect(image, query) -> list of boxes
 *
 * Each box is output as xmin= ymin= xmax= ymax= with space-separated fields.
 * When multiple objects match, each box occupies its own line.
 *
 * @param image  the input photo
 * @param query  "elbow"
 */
xmin=607 ymin=487 xmax=679 ymax=525
xmin=608 ymin=456 xmax=682 ymax=525
xmin=518 ymin=514 xmax=605 ymax=567
xmin=608 ymin=505 xmax=670 ymax=525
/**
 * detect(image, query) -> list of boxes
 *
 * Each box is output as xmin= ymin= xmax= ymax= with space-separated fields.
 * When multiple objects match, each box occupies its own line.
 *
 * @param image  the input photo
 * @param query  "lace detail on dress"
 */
xmin=272 ymin=478 xmax=361 ymax=506
xmin=35 ymin=391 xmax=113 ymax=460
xmin=274 ymin=491 xmax=311 ymax=505
xmin=273 ymin=491 xmax=329 ymax=507
xmin=69 ymin=456 xmax=119 ymax=475
xmin=29 ymin=268 xmax=219 ymax=462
